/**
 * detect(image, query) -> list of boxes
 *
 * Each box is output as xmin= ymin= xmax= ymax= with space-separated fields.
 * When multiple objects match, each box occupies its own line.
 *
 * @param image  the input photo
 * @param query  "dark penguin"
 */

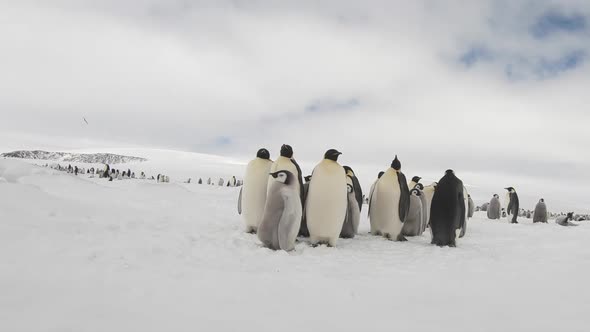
xmin=429 ymin=170 xmax=466 ymax=247
xmin=198 ymin=178 xmax=202 ymax=184
xmin=505 ymin=187 xmax=520 ymax=224
xmin=533 ymin=198 xmax=548 ymax=223
xmin=343 ymin=166 xmax=363 ymax=212
xmin=300 ymin=175 xmax=312 ymax=238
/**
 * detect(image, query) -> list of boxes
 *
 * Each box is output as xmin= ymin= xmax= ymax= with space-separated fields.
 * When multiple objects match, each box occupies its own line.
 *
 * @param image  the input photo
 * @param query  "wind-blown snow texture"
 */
xmin=1 ymin=150 xmax=146 ymax=164
xmin=1 ymin=155 xmax=589 ymax=332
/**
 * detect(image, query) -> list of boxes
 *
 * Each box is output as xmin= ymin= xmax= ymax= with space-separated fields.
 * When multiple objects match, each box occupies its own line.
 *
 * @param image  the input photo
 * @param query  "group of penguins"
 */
xmin=238 ymin=144 xmax=475 ymax=251
xmin=481 ymin=195 xmax=584 ymax=227
xmin=191 ymin=176 xmax=242 ymax=187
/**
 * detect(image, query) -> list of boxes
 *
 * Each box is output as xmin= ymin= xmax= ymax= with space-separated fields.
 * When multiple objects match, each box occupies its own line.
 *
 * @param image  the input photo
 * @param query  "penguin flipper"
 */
xmin=237 ymin=187 xmax=243 ymax=215
xmin=352 ymin=176 xmax=363 ymax=212
xmin=278 ymin=193 xmax=301 ymax=251
xmin=397 ymin=172 xmax=410 ymax=222
xmin=458 ymin=190 xmax=466 ymax=236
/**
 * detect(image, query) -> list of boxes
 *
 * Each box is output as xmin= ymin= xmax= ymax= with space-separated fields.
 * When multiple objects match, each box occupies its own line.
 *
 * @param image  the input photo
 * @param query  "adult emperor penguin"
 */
xmin=468 ymin=194 xmax=475 ymax=218
xmin=505 ymin=187 xmax=520 ymax=224
xmin=238 ymin=148 xmax=273 ymax=233
xmin=268 ymin=144 xmax=305 ymax=234
xmin=401 ymin=188 xmax=423 ymax=236
xmin=340 ymin=176 xmax=361 ymax=238
xmin=257 ymin=170 xmax=302 ymax=251
xmin=409 ymin=176 xmax=422 ymax=189
xmin=533 ymin=198 xmax=548 ymax=223
xmin=429 ymin=170 xmax=466 ymax=247
xmin=306 ymin=149 xmax=347 ymax=247
xmin=487 ymin=194 xmax=501 ymax=219
xmin=343 ymin=166 xmax=363 ymax=212
xmin=368 ymin=155 xmax=411 ymax=241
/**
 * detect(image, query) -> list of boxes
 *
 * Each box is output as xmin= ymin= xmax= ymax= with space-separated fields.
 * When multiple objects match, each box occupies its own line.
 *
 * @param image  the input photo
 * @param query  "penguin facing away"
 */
xmin=257 ymin=170 xmax=302 ymax=251
xmin=429 ymin=170 xmax=466 ymax=247
xmin=505 ymin=187 xmax=519 ymax=224
xmin=239 ymin=148 xmax=273 ymax=233
xmin=368 ymin=155 xmax=411 ymax=241
xmin=487 ymin=194 xmax=501 ymax=219
xmin=533 ymin=198 xmax=548 ymax=223
xmin=401 ymin=188 xmax=424 ymax=237
xmin=340 ymin=175 xmax=361 ymax=238
xmin=305 ymin=149 xmax=347 ymax=247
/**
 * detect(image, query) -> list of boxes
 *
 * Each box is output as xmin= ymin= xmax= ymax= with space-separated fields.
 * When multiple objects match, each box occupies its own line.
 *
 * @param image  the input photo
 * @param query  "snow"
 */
xmin=1 ymin=155 xmax=590 ymax=332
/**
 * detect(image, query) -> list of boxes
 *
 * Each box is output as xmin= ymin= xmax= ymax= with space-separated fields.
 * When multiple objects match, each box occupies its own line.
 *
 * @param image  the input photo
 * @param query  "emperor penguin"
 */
xmin=409 ymin=176 xmax=422 ymax=189
xmin=299 ymin=175 xmax=312 ymax=237
xmin=533 ymin=198 xmax=548 ymax=223
xmin=401 ymin=188 xmax=423 ymax=237
xmin=368 ymin=155 xmax=411 ymax=241
xmin=268 ymin=144 xmax=305 ymax=235
xmin=340 ymin=175 xmax=361 ymax=238
xmin=421 ymin=182 xmax=437 ymax=231
xmin=459 ymin=186 xmax=469 ymax=238
xmin=305 ymin=149 xmax=347 ymax=247
xmin=238 ymin=148 xmax=273 ymax=233
xmin=343 ymin=166 xmax=363 ymax=212
xmin=257 ymin=170 xmax=302 ymax=251
xmin=487 ymin=194 xmax=501 ymax=219
xmin=467 ymin=194 xmax=475 ymax=218
xmin=505 ymin=187 xmax=519 ymax=224
xmin=367 ymin=171 xmax=385 ymax=215
xmin=556 ymin=212 xmax=577 ymax=226
xmin=429 ymin=170 xmax=466 ymax=247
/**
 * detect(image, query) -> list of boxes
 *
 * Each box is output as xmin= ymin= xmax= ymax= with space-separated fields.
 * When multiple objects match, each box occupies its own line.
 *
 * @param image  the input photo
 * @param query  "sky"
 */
xmin=1 ymin=0 xmax=590 ymax=211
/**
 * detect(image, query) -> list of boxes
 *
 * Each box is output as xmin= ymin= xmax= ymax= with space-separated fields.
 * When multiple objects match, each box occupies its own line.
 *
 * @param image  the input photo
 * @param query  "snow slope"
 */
xmin=1 ymin=158 xmax=589 ymax=332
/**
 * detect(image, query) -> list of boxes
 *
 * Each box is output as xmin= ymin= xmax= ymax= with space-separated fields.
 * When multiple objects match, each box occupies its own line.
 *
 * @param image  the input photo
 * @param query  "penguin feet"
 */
xmin=396 ymin=234 xmax=408 ymax=242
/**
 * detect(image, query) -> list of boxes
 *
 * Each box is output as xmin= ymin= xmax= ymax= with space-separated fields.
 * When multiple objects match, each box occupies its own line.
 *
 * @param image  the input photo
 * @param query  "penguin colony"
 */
xmin=238 ymin=145 xmax=481 ymax=251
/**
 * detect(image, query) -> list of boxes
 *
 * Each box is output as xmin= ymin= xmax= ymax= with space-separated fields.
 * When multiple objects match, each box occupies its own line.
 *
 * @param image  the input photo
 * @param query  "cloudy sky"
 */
xmin=2 ymin=0 xmax=590 ymax=210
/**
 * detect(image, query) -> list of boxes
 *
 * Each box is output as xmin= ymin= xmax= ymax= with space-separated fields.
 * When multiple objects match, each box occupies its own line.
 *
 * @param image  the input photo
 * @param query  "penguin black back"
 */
xmin=391 ymin=155 xmax=410 ymax=223
xmin=429 ymin=169 xmax=466 ymax=247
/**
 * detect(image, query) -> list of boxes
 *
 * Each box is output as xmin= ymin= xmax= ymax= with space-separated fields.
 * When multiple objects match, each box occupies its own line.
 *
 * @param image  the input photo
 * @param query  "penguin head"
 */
xmin=256 ymin=148 xmax=270 ymax=160
xmin=539 ymin=198 xmax=544 ymax=203
xmin=343 ymin=166 xmax=354 ymax=177
xmin=378 ymin=171 xmax=385 ymax=178
xmin=270 ymin=170 xmax=293 ymax=185
xmin=280 ymin=144 xmax=294 ymax=158
xmin=493 ymin=194 xmax=499 ymax=198
xmin=411 ymin=176 xmax=421 ymax=183
xmin=304 ymin=175 xmax=312 ymax=183
xmin=414 ymin=183 xmax=424 ymax=190
xmin=445 ymin=169 xmax=454 ymax=175
xmin=324 ymin=149 xmax=342 ymax=161
xmin=410 ymin=188 xmax=421 ymax=196
xmin=347 ymin=183 xmax=354 ymax=193
xmin=390 ymin=155 xmax=401 ymax=171
xmin=567 ymin=212 xmax=574 ymax=220
xmin=505 ymin=187 xmax=515 ymax=193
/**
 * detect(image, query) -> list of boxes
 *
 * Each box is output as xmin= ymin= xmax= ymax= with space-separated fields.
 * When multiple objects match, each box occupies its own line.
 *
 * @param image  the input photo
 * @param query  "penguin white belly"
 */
xmin=370 ymin=170 xmax=402 ymax=238
xmin=306 ymin=161 xmax=347 ymax=246
xmin=268 ymin=157 xmax=300 ymax=195
xmin=242 ymin=159 xmax=272 ymax=231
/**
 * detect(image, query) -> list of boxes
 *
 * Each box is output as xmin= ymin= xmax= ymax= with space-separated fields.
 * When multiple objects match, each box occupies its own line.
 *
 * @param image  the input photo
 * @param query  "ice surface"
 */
xmin=1 ymin=157 xmax=589 ymax=332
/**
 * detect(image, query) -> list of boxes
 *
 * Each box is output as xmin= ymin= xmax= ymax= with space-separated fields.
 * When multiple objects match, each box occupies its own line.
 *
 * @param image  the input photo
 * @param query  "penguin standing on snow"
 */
xmin=429 ymin=170 xmax=466 ymax=247
xmin=421 ymin=182 xmax=437 ymax=231
xmin=340 ymin=175 xmax=361 ymax=238
xmin=343 ymin=166 xmax=363 ymax=212
xmin=257 ymin=170 xmax=302 ymax=251
xmin=401 ymin=188 xmax=424 ymax=237
xmin=368 ymin=155 xmax=410 ymax=241
xmin=487 ymin=194 xmax=501 ymax=219
xmin=306 ymin=149 xmax=347 ymax=247
xmin=268 ymin=144 xmax=305 ymax=235
xmin=533 ymin=198 xmax=548 ymax=223
xmin=238 ymin=148 xmax=273 ymax=233
xmin=505 ymin=187 xmax=520 ymax=224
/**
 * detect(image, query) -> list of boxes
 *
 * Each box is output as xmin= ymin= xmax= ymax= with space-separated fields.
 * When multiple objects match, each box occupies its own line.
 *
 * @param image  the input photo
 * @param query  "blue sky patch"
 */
xmin=531 ymin=11 xmax=587 ymax=38
xmin=459 ymin=46 xmax=494 ymax=67
xmin=304 ymin=98 xmax=360 ymax=113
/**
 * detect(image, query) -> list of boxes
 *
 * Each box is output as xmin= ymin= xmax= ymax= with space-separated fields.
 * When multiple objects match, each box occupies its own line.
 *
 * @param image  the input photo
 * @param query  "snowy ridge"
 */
xmin=1 ymin=150 xmax=147 ymax=164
